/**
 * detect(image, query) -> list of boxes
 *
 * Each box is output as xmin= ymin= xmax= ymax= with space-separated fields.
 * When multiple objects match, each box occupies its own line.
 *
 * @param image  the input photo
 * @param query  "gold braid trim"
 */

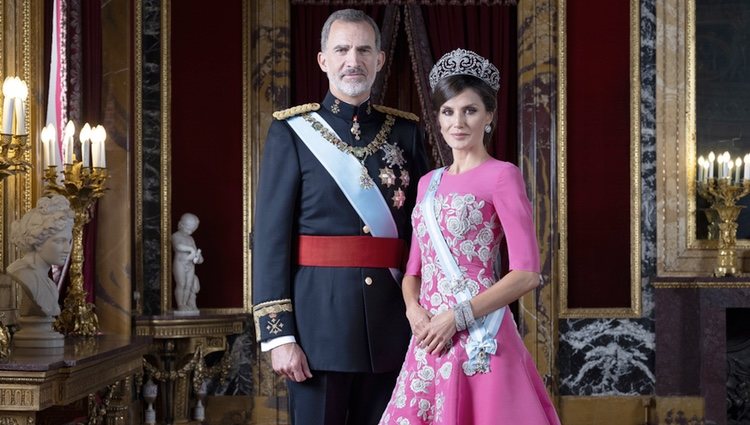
xmin=372 ymin=104 xmax=420 ymax=122
xmin=302 ymin=113 xmax=395 ymax=160
xmin=253 ymin=300 xmax=294 ymax=338
xmin=273 ymin=103 xmax=321 ymax=120
xmin=252 ymin=299 xmax=293 ymax=313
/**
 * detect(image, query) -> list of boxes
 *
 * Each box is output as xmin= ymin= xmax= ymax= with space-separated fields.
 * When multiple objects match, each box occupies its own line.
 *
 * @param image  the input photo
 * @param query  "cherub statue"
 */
xmin=7 ymin=195 xmax=73 ymax=347
xmin=172 ymin=213 xmax=203 ymax=314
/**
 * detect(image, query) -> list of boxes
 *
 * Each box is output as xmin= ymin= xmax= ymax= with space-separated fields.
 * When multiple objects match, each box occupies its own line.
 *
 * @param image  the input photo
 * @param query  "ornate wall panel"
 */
xmin=168 ymin=0 xmax=247 ymax=312
xmin=557 ymin=0 xmax=642 ymax=317
xmin=555 ymin=0 xmax=657 ymax=398
xmin=136 ymin=0 xmax=254 ymax=314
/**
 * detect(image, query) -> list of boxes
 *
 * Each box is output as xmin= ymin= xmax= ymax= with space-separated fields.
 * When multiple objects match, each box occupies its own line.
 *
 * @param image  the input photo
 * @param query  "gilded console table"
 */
xmin=0 ymin=335 xmax=149 ymax=424
xmin=135 ymin=313 xmax=246 ymax=425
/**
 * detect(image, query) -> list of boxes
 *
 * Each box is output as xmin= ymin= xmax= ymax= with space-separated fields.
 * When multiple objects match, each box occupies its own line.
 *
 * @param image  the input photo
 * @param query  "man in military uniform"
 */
xmin=252 ymin=8 xmax=428 ymax=425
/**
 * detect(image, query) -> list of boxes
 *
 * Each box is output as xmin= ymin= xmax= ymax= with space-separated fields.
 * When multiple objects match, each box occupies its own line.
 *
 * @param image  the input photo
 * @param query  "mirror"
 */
xmin=656 ymin=0 xmax=750 ymax=275
xmin=694 ymin=0 xmax=750 ymax=240
xmin=1 ymin=0 xmax=41 ymax=272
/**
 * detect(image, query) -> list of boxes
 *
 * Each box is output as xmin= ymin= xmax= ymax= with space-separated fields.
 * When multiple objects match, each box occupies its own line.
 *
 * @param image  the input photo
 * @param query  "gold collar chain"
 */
xmin=302 ymin=113 xmax=395 ymax=161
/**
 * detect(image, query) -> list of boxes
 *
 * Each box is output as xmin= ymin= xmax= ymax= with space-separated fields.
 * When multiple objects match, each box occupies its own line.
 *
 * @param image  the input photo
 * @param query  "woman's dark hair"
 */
xmin=431 ymin=74 xmax=498 ymax=146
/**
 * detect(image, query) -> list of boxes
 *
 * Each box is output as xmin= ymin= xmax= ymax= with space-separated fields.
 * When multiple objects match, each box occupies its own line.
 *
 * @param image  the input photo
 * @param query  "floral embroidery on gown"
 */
xmin=379 ymin=159 xmax=560 ymax=425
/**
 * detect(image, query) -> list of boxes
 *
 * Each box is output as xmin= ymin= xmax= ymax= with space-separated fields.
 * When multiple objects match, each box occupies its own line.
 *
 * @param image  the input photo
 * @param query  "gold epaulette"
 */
xmin=372 ymin=105 xmax=420 ymax=122
xmin=272 ymin=103 xmax=321 ymax=120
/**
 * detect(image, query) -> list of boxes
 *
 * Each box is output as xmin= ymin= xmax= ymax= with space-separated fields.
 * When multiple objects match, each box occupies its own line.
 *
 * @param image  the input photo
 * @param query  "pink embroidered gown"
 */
xmin=379 ymin=159 xmax=561 ymax=425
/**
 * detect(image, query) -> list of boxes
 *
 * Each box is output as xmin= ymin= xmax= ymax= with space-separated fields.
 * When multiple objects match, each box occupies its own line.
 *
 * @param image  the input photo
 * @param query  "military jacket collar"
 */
xmin=322 ymin=92 xmax=375 ymax=122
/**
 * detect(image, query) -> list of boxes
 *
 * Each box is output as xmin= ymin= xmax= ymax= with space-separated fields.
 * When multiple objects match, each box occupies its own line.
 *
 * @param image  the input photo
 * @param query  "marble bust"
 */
xmin=172 ymin=213 xmax=203 ymax=315
xmin=7 ymin=195 xmax=74 ymax=348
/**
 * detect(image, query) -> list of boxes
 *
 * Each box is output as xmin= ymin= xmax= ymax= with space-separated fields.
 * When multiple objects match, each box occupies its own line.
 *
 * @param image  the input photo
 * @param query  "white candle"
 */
xmin=724 ymin=152 xmax=731 ymax=179
xmin=728 ymin=160 xmax=735 ymax=183
xmin=698 ymin=156 xmax=705 ymax=182
xmin=703 ymin=162 xmax=710 ymax=183
xmin=1 ymin=78 xmax=13 ymax=134
xmin=745 ymin=154 xmax=750 ymax=181
xmin=97 ymin=126 xmax=107 ymax=168
xmin=63 ymin=121 xmax=75 ymax=164
xmin=40 ymin=126 xmax=50 ymax=167
xmin=736 ymin=158 xmax=742 ymax=184
xmin=717 ymin=154 xmax=724 ymax=178
xmin=80 ymin=123 xmax=91 ymax=167
xmin=14 ymin=79 xmax=27 ymax=135
xmin=709 ymin=152 xmax=716 ymax=179
xmin=48 ymin=124 xmax=58 ymax=167
xmin=91 ymin=133 xmax=100 ymax=168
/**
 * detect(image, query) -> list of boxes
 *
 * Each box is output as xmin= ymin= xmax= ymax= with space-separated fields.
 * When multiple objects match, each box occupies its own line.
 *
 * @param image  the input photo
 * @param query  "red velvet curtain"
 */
xmin=565 ymin=0 xmax=631 ymax=308
xmin=79 ymin=0 xmax=102 ymax=303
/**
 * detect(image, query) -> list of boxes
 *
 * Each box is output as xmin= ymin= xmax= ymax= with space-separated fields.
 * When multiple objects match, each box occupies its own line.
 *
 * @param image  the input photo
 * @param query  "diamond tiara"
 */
xmin=428 ymin=48 xmax=500 ymax=92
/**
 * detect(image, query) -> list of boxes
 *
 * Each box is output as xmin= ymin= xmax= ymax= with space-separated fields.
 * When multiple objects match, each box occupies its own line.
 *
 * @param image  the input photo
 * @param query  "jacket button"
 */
xmin=362 ymin=225 xmax=370 ymax=234
xmin=365 ymin=277 xmax=373 ymax=285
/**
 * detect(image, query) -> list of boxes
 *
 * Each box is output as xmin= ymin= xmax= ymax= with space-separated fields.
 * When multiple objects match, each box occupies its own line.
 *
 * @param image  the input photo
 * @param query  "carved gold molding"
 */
xmin=242 ymin=0 xmax=251 ymax=314
xmin=134 ymin=314 xmax=245 ymax=339
xmin=557 ymin=0 xmax=642 ymax=317
xmin=134 ymin=0 xmax=144 ymax=315
xmin=160 ymin=0 xmax=172 ymax=312
xmin=653 ymin=281 xmax=750 ymax=289
xmin=656 ymin=0 xmax=732 ymax=276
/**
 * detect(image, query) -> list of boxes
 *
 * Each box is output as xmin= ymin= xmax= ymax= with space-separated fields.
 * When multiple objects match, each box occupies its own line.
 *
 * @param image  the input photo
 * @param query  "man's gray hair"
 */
xmin=320 ymin=9 xmax=381 ymax=52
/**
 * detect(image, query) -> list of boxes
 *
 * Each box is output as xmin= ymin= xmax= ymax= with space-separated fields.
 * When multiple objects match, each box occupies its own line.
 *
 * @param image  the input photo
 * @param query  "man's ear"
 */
xmin=317 ymin=51 xmax=328 ymax=73
xmin=376 ymin=50 xmax=385 ymax=72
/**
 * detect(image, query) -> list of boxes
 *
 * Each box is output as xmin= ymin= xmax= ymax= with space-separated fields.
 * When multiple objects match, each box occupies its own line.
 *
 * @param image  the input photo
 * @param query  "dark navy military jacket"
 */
xmin=252 ymin=92 xmax=428 ymax=373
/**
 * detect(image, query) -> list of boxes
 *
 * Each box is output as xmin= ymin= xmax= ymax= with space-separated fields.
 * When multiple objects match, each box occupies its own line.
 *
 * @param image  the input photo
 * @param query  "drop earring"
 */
xmin=484 ymin=124 xmax=492 ymax=134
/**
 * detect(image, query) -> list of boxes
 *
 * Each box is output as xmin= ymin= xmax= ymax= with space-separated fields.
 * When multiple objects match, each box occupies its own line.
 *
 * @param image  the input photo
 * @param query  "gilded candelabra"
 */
xmin=696 ymin=178 xmax=750 ymax=277
xmin=43 ymin=163 xmax=108 ymax=336
xmin=0 ymin=133 xmax=30 ymax=181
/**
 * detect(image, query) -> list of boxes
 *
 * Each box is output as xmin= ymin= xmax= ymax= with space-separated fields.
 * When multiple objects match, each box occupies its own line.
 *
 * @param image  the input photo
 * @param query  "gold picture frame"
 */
xmin=557 ymin=0 xmax=642 ymax=318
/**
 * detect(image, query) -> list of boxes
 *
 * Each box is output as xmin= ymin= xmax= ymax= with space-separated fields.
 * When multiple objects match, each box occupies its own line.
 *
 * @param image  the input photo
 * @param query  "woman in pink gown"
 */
xmin=379 ymin=49 xmax=560 ymax=425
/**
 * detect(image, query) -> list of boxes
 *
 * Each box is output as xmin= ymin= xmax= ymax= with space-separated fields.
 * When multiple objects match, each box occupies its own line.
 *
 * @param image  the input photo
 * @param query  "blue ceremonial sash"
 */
xmin=287 ymin=112 xmax=402 ymax=282
xmin=422 ymin=167 xmax=506 ymax=375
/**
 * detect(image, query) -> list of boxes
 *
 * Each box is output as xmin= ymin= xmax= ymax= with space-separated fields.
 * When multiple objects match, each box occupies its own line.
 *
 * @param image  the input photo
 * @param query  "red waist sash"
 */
xmin=297 ymin=235 xmax=405 ymax=268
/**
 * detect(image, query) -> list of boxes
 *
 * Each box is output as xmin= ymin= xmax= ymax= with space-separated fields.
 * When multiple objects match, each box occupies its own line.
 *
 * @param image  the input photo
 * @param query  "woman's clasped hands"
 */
xmin=406 ymin=302 xmax=458 ymax=356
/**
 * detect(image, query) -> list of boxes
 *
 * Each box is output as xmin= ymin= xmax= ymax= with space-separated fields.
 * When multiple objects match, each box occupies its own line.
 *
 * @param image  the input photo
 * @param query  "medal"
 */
xmin=379 ymin=167 xmax=397 ymax=187
xmin=351 ymin=116 xmax=361 ymax=141
xmin=392 ymin=188 xmax=406 ymax=209
xmin=360 ymin=166 xmax=375 ymax=189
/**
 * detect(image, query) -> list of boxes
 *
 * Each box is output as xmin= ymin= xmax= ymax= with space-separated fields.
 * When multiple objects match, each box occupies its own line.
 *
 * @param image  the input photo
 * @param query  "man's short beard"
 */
xmin=335 ymin=80 xmax=370 ymax=98
xmin=328 ymin=69 xmax=373 ymax=99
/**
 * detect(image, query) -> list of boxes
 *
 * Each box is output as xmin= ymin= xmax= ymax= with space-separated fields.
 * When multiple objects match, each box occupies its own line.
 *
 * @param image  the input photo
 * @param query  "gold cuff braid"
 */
xmin=253 ymin=299 xmax=293 ymax=340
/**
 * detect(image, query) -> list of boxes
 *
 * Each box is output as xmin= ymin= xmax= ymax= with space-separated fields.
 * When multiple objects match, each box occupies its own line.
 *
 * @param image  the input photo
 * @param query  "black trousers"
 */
xmin=287 ymin=370 xmax=399 ymax=425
